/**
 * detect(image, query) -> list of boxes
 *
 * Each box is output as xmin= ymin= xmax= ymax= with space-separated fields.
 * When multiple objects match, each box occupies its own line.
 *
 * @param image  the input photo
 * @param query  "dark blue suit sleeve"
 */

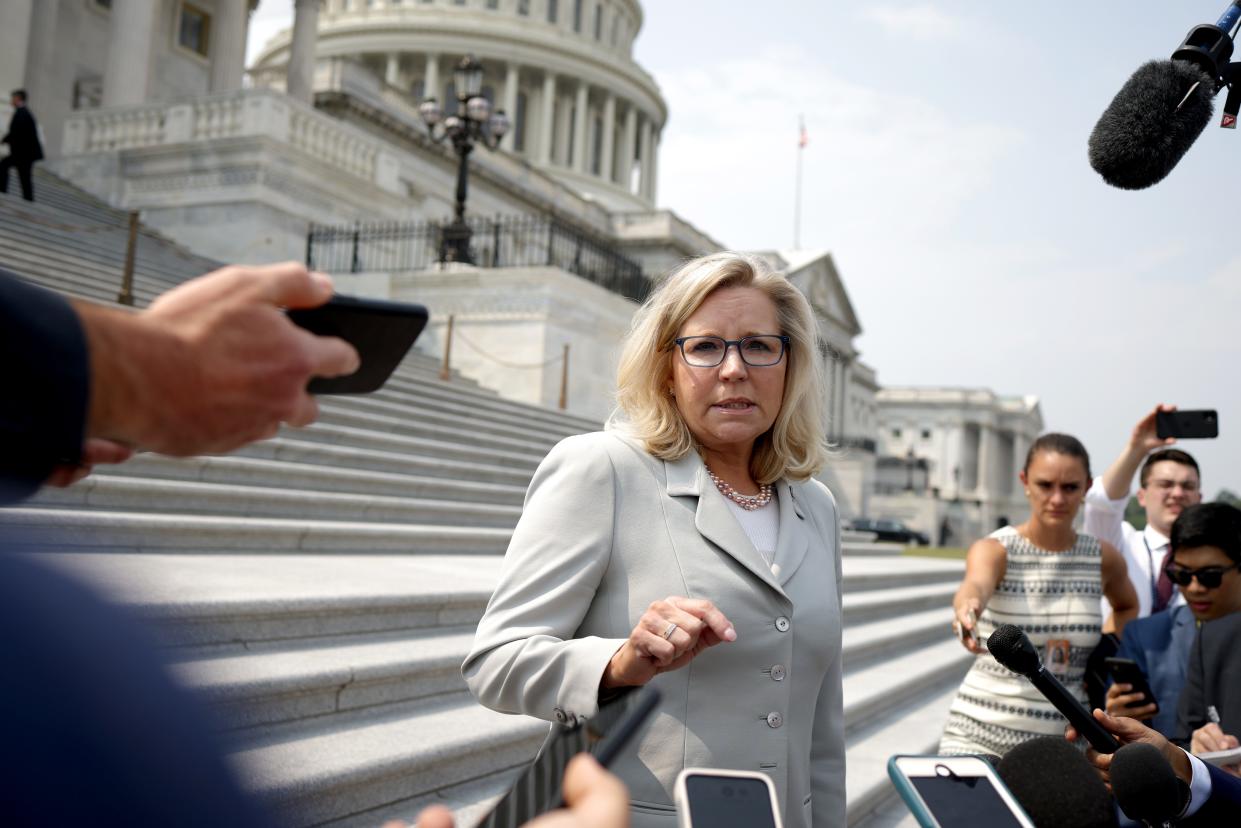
xmin=0 ymin=550 xmax=272 ymax=827
xmin=0 ymin=269 xmax=89 ymax=503
xmin=1184 ymin=763 xmax=1241 ymax=824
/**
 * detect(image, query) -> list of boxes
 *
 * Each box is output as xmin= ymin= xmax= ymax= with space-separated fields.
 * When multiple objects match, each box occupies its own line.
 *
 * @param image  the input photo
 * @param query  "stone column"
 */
xmin=502 ymin=63 xmax=520 ymax=151
xmin=537 ymin=71 xmax=556 ymax=164
xmin=571 ymin=81 xmax=589 ymax=173
xmin=385 ymin=53 xmax=401 ymax=87
xmin=424 ymin=53 xmax=441 ymax=102
xmin=638 ymin=116 xmax=653 ymax=199
xmin=600 ymin=93 xmax=615 ymax=183
xmin=555 ymin=91 xmax=572 ymax=165
xmin=286 ymin=0 xmax=321 ymax=105
xmin=648 ymin=124 xmax=660 ymax=203
xmin=102 ymin=0 xmax=157 ymax=107
xmin=0 ymin=0 xmax=33 ymax=99
xmin=20 ymin=0 xmax=57 ymax=107
xmin=621 ymin=103 xmax=637 ymax=190
xmin=976 ymin=425 xmax=995 ymax=499
xmin=209 ymin=0 xmax=250 ymax=93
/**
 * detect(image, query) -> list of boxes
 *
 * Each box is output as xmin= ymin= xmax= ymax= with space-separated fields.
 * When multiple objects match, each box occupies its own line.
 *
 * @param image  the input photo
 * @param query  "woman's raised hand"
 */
xmin=601 ymin=596 xmax=737 ymax=689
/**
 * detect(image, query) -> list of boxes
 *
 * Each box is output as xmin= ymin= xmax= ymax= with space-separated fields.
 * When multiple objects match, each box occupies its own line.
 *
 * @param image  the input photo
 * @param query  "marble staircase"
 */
xmin=0 ymin=178 xmax=967 ymax=827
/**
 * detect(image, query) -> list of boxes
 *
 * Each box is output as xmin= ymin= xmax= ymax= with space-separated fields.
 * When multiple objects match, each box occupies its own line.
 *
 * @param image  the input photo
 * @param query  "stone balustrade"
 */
xmin=61 ymin=89 xmax=396 ymax=195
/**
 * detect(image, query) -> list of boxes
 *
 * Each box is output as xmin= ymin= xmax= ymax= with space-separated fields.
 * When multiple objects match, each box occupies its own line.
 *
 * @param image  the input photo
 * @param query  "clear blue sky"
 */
xmin=250 ymin=2 xmax=1241 ymax=496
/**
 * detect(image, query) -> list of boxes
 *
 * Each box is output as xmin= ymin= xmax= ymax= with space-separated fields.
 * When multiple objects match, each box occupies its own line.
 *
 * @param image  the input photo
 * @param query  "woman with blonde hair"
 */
xmin=463 ymin=252 xmax=845 ymax=827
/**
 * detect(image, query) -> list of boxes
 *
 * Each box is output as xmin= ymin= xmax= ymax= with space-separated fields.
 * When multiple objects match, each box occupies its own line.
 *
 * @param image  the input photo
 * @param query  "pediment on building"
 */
xmin=779 ymin=250 xmax=862 ymax=338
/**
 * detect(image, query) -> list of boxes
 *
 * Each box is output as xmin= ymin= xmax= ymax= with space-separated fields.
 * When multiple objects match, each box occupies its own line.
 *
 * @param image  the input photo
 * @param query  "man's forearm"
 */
xmin=1100 ymin=442 xmax=1147 ymax=500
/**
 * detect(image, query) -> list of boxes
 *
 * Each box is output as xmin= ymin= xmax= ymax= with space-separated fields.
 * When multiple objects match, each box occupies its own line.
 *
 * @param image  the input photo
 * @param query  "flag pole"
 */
xmin=794 ymin=114 xmax=806 ymax=249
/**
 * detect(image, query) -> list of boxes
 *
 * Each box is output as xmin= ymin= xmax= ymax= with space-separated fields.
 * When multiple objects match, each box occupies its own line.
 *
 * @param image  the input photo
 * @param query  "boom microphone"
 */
xmin=986 ymin=624 xmax=1120 ymax=754
xmin=1089 ymin=1 xmax=1241 ymax=189
xmin=1110 ymin=742 xmax=1187 ymax=827
xmin=996 ymin=737 xmax=1116 ymax=828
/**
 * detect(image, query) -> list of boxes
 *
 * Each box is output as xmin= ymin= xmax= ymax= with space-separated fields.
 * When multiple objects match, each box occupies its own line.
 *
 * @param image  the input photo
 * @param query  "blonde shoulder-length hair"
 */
xmin=611 ymin=251 xmax=829 ymax=484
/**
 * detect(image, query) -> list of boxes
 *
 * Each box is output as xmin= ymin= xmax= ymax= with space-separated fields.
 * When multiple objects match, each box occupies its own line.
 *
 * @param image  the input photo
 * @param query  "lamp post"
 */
xmin=418 ymin=55 xmax=510 ymax=264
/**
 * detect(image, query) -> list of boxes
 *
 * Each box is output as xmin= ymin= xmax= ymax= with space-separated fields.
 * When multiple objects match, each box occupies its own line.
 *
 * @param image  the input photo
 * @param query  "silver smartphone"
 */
xmin=887 ymin=755 xmax=1034 ymax=828
xmin=674 ymin=768 xmax=783 ymax=828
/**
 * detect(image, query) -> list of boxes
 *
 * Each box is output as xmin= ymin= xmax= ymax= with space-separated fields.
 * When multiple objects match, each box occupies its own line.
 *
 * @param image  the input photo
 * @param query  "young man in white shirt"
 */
xmin=1087 ymin=405 xmax=1203 ymax=622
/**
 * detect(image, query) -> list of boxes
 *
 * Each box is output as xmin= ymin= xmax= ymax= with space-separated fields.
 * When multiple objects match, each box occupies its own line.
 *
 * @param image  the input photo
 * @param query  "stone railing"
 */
xmin=61 ymin=89 xmax=398 ymax=195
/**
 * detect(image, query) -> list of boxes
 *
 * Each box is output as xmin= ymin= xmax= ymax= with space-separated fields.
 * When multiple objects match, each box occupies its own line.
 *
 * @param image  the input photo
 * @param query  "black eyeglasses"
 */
xmin=1164 ymin=561 xmax=1241 ymax=589
xmin=673 ymin=335 xmax=790 ymax=367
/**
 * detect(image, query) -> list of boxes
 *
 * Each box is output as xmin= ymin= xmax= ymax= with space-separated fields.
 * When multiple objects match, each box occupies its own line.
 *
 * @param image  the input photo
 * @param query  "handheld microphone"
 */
xmin=986 ymin=624 xmax=1120 ymax=754
xmin=1111 ymin=742 xmax=1187 ymax=827
xmin=995 ymin=737 xmax=1116 ymax=828
xmin=1088 ymin=0 xmax=1241 ymax=190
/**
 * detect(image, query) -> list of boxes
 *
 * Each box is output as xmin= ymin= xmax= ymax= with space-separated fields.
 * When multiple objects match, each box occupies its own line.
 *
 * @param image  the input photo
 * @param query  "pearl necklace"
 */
xmin=706 ymin=467 xmax=773 ymax=511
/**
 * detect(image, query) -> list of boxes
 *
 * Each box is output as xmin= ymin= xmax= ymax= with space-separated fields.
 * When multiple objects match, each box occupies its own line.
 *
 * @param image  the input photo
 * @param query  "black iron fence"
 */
xmin=306 ymin=216 xmax=651 ymax=303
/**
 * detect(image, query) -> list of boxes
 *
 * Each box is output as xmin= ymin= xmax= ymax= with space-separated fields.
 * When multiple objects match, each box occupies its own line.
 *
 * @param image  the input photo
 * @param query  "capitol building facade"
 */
xmin=0 ymin=0 xmax=1040 ymax=535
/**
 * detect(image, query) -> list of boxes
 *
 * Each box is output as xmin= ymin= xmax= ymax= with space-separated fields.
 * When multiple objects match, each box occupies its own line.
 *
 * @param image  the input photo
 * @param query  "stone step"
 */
xmin=841 ymin=607 xmax=955 ymax=670
xmin=35 ymin=553 xmax=502 ymax=648
xmin=95 ymin=453 xmax=529 ymax=505
xmin=838 ymin=557 xmax=964 ymax=594
xmin=0 ymin=509 xmax=512 ymax=555
xmin=268 ymin=421 xmax=547 ymax=473
xmin=329 ymin=766 xmax=518 ymax=828
xmin=174 ymin=628 xmax=479 ymax=732
xmin=173 ymin=597 xmax=955 ymax=736
xmin=230 ymin=436 xmax=534 ymax=486
xmin=844 ymin=685 xmax=959 ymax=826
xmin=842 ymin=638 xmax=973 ymax=736
xmin=313 ymin=399 xmax=564 ymax=455
xmin=842 ymin=583 xmax=958 ymax=625
xmin=31 ymin=476 xmax=522 ymax=528
xmin=378 ymin=373 xmax=601 ymax=434
xmin=842 ymin=541 xmax=907 ymax=557
xmin=0 ymin=224 xmax=194 ymax=291
xmin=231 ymin=692 xmax=547 ymax=827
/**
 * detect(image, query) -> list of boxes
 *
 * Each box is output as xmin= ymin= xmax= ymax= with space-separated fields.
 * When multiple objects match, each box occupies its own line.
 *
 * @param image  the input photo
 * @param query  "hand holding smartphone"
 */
xmin=1105 ymin=657 xmax=1159 ymax=717
xmin=287 ymin=294 xmax=428 ymax=394
xmin=1155 ymin=409 xmax=1218 ymax=440
xmin=674 ymin=768 xmax=783 ymax=828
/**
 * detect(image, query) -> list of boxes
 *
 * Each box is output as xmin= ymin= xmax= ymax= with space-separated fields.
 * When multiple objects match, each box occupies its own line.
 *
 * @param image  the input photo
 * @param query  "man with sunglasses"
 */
xmin=1087 ymin=405 xmax=1203 ymax=623
xmin=1105 ymin=503 xmax=1241 ymax=745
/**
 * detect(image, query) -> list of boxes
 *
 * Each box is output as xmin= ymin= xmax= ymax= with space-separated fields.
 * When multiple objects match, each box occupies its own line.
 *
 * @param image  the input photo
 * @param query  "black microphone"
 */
xmin=996 ymin=737 xmax=1116 ymax=828
xmin=1111 ymin=742 xmax=1187 ymax=827
xmin=1088 ymin=1 xmax=1241 ymax=190
xmin=986 ymin=624 xmax=1120 ymax=754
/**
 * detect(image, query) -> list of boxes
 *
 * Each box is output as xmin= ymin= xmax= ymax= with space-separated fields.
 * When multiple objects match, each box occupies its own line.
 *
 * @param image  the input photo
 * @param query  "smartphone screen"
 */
xmin=475 ymin=687 xmax=660 ymax=828
xmin=682 ymin=774 xmax=779 ymax=828
xmin=909 ymin=773 xmax=1026 ymax=827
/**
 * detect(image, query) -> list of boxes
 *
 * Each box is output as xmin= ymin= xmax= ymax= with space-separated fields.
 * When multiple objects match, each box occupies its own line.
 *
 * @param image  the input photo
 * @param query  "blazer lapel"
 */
xmin=771 ymin=480 xmax=810 ymax=586
xmin=665 ymin=452 xmax=785 ymax=596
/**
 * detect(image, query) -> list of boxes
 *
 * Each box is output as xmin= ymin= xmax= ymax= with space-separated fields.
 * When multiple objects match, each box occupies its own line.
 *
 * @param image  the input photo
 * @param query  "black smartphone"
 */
xmin=475 ymin=686 xmax=661 ymax=828
xmin=1105 ymin=657 xmax=1159 ymax=715
xmin=675 ymin=769 xmax=784 ymax=828
xmin=1155 ymin=409 xmax=1218 ymax=440
xmin=287 ymin=294 xmax=428 ymax=394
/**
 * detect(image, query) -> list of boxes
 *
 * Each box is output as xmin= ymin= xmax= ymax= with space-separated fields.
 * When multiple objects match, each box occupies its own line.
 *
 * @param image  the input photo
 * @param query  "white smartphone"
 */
xmin=887 ymin=755 xmax=1035 ymax=828
xmin=674 ymin=768 xmax=783 ymax=828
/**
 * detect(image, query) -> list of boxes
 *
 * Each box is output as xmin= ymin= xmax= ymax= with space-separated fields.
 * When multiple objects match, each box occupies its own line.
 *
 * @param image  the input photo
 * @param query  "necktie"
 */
xmin=1153 ymin=544 xmax=1175 ymax=613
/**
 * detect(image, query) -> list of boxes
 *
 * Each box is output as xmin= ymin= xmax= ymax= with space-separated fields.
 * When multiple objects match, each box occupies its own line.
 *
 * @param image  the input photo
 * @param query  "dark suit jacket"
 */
xmin=1176 ymin=611 xmax=1241 ymax=746
xmin=0 ymin=269 xmax=89 ymax=503
xmin=3 ymin=105 xmax=44 ymax=162
xmin=1116 ymin=604 xmax=1197 ymax=737
xmin=1184 ymin=762 xmax=1241 ymax=824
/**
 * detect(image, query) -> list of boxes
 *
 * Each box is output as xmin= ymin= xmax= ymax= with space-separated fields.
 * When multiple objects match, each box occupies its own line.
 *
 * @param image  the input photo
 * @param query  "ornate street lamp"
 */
xmin=419 ymin=55 xmax=511 ymax=264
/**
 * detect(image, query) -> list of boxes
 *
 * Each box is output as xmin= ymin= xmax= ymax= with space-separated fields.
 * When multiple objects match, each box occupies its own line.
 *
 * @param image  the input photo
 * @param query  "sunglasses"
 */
xmin=1164 ymin=562 xmax=1241 ymax=589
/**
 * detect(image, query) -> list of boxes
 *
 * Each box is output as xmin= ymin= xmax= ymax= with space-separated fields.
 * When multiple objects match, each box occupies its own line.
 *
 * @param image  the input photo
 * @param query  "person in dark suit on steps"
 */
xmin=1 ymin=89 xmax=44 ymax=201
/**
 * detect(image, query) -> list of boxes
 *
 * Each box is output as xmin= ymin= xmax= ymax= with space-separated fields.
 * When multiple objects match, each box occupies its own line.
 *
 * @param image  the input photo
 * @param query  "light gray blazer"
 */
xmin=462 ymin=430 xmax=845 ymax=828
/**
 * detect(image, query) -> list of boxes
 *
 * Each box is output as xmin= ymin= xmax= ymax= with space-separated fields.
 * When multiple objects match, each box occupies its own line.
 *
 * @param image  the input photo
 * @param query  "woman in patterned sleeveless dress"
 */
xmin=939 ymin=433 xmax=1139 ymax=757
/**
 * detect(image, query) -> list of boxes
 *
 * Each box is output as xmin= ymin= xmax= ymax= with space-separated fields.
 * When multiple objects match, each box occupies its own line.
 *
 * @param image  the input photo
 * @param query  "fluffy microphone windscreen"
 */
xmin=986 ymin=624 xmax=1041 ymax=676
xmin=1111 ymin=742 xmax=1185 ymax=824
xmin=1088 ymin=59 xmax=1215 ymax=190
xmin=996 ymin=737 xmax=1117 ymax=828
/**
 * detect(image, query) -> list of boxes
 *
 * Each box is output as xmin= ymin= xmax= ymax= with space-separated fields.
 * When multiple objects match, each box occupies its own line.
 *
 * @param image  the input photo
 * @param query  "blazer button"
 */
xmin=775 ymin=616 xmax=791 ymax=632
xmin=766 ymin=712 xmax=784 ymax=729
xmin=553 ymin=707 xmax=568 ymax=724
xmin=771 ymin=664 xmax=786 ymax=681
